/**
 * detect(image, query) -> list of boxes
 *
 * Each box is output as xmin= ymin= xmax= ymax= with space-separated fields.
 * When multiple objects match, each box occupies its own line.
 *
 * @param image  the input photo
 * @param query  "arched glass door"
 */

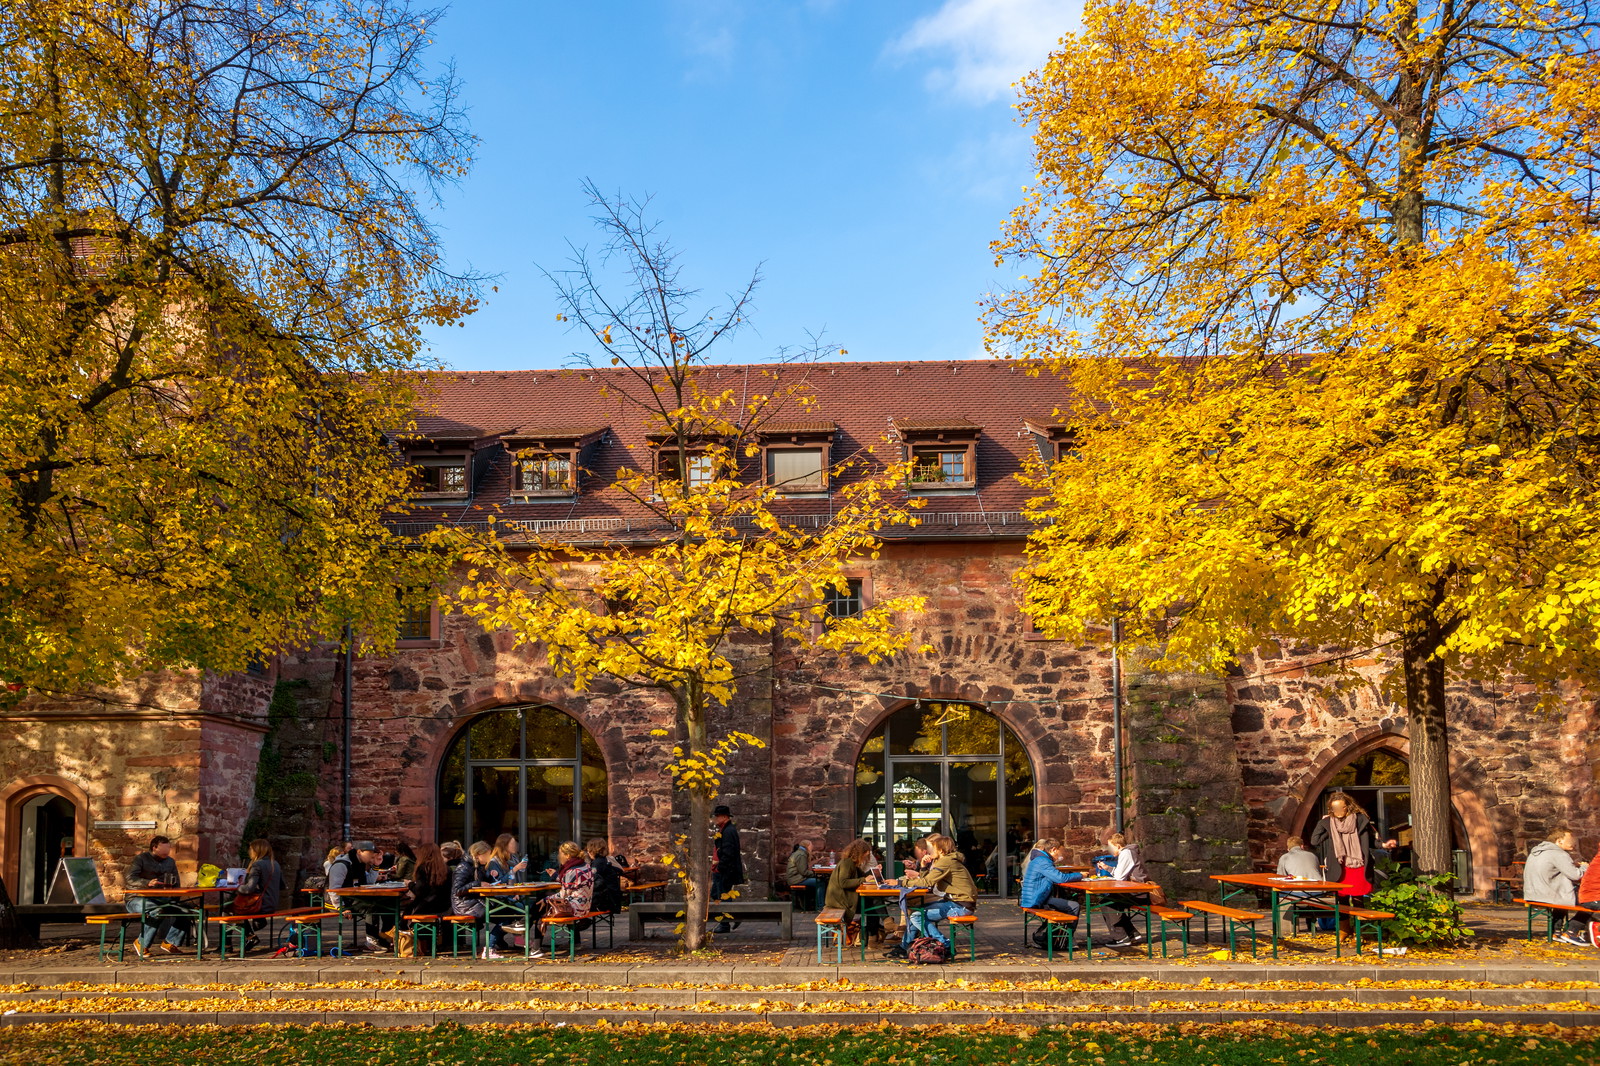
xmin=437 ymin=706 xmax=608 ymax=875
xmin=853 ymin=701 xmax=1035 ymax=898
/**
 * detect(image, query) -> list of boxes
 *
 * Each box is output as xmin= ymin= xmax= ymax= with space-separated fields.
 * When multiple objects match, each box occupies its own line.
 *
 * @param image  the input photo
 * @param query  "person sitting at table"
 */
xmin=1273 ymin=834 xmax=1324 ymax=934
xmin=235 ymin=838 xmax=282 ymax=949
xmin=440 ymin=840 xmax=464 ymax=869
xmin=405 ymin=842 xmax=452 ymax=917
xmin=785 ymin=840 xmax=819 ymax=910
xmin=1019 ymin=837 xmax=1083 ymax=923
xmin=451 ymin=841 xmax=512 ymax=959
xmin=487 ymin=833 xmax=528 ymax=885
xmin=322 ymin=843 xmax=347 ymax=878
xmin=1093 ymin=832 xmax=1151 ymax=948
xmin=1525 ymin=828 xmax=1590 ymax=946
xmin=390 ymin=842 xmax=418 ymax=882
xmin=1307 ymin=792 xmax=1385 ymax=943
xmin=825 ymin=837 xmax=881 ymax=943
xmin=534 ymin=841 xmax=594 ymax=950
xmin=587 ymin=838 xmax=626 ymax=915
xmin=125 ymin=835 xmax=189 ymax=958
xmin=328 ymin=840 xmax=390 ymax=954
xmin=883 ymin=834 xmax=977 ymax=960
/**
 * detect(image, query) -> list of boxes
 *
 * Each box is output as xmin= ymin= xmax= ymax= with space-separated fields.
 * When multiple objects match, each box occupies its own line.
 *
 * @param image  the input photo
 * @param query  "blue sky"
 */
xmin=419 ymin=0 xmax=1082 ymax=372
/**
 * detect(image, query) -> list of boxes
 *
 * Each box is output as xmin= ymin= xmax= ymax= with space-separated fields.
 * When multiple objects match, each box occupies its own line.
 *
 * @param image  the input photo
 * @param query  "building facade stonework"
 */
xmin=2 ymin=360 xmax=1593 ymax=903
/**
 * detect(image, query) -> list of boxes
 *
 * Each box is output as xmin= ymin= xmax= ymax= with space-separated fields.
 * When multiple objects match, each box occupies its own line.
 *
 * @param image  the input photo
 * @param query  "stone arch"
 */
xmin=0 ymin=774 xmax=91 ymax=906
xmin=1286 ymin=727 xmax=1500 ymax=894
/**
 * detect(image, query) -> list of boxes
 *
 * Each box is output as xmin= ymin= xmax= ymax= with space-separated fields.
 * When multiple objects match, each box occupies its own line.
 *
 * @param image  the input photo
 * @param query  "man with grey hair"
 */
xmin=785 ymin=839 xmax=819 ymax=910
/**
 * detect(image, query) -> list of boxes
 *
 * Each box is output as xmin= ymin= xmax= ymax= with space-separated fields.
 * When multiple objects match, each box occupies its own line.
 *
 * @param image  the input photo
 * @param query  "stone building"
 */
xmin=3 ymin=360 xmax=1595 ymax=904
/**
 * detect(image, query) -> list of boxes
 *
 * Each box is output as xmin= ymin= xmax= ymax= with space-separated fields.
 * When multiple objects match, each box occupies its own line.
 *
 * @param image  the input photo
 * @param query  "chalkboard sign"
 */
xmin=45 ymin=858 xmax=105 ymax=905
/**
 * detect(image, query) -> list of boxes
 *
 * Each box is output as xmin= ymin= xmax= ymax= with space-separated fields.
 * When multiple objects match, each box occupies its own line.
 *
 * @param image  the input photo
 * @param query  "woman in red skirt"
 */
xmin=1308 ymin=791 xmax=1383 ymax=942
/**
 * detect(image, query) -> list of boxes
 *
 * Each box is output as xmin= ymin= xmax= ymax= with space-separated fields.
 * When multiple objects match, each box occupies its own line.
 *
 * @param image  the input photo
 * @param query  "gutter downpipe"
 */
xmin=1111 ymin=617 xmax=1125 ymax=833
xmin=342 ymin=623 xmax=353 ymax=842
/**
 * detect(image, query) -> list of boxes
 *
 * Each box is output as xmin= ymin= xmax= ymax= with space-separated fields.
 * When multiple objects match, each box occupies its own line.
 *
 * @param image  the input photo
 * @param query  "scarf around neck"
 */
xmin=1329 ymin=814 xmax=1364 ymax=869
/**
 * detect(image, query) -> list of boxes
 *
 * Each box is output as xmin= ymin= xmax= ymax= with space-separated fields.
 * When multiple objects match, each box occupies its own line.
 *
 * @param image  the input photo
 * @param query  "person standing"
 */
xmin=711 ymin=804 xmax=744 ymax=934
xmin=125 ymin=835 xmax=188 ymax=958
xmin=1307 ymin=792 xmax=1384 ymax=942
xmin=1526 ymin=829 xmax=1590 ymax=945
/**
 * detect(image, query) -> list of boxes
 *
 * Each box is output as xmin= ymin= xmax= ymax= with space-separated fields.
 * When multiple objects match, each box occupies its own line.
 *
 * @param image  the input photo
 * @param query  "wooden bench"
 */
xmin=1179 ymin=900 xmax=1265 ymax=958
xmin=1492 ymin=875 xmax=1522 ymax=905
xmin=207 ymin=906 xmax=325 ymax=958
xmin=87 ymin=913 xmax=142 ymax=962
xmin=400 ymin=913 xmax=478 ymax=958
xmin=1020 ymin=906 xmax=1079 ymax=960
xmin=624 ymin=881 xmax=669 ymax=903
xmin=948 ymin=912 xmax=978 ymax=961
xmin=627 ymin=899 xmax=794 ymax=939
xmin=581 ymin=909 xmax=617 ymax=951
xmin=1297 ymin=901 xmax=1397 ymax=957
xmin=1516 ymin=898 xmax=1596 ymax=944
xmin=279 ymin=909 xmax=355 ymax=957
xmin=1148 ymin=905 xmax=1194 ymax=959
xmin=814 ymin=907 xmax=857 ymax=963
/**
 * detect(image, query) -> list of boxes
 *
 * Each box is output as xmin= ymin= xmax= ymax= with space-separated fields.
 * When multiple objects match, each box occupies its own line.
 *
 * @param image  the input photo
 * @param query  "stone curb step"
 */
xmin=9 ymin=964 xmax=1600 ymax=987
xmin=3 ymin=988 xmax=1599 ymax=1008
xmin=4 ymin=1009 xmax=1600 ymax=1028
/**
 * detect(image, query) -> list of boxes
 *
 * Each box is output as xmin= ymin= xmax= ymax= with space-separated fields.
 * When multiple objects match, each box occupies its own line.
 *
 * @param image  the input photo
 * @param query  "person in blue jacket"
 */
xmin=1018 ymin=838 xmax=1083 ymax=918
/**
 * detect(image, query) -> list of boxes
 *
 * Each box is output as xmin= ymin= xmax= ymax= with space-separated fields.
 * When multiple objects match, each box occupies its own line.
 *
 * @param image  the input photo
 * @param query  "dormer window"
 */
xmin=504 ymin=426 xmax=605 ymax=500
xmin=410 ymin=456 xmax=470 ymax=499
xmin=758 ymin=421 xmax=836 ymax=495
xmin=892 ymin=417 xmax=980 ymax=491
xmin=514 ymin=453 xmax=574 ymax=494
xmin=659 ymin=450 xmax=716 ymax=490
xmin=1023 ymin=418 xmax=1078 ymax=464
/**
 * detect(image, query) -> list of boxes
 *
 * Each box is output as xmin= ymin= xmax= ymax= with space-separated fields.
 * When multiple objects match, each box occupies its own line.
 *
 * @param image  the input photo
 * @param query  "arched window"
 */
xmin=854 ymin=701 xmax=1035 ymax=899
xmin=437 ymin=706 xmax=608 ymax=875
xmin=1308 ymin=747 xmax=1472 ymax=888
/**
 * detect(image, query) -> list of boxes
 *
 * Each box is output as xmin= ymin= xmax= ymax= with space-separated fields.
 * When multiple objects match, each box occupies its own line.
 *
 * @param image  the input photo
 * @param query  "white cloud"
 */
xmin=891 ymin=0 xmax=1083 ymax=103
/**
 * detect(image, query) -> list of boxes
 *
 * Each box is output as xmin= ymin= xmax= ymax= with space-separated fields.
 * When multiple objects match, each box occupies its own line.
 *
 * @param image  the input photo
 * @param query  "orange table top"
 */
xmin=330 ymin=885 xmax=409 ymax=897
xmin=468 ymin=883 xmax=560 ymax=895
xmin=1060 ymin=879 xmax=1160 ymax=893
xmin=1211 ymin=872 xmax=1348 ymax=892
xmin=128 ymin=886 xmax=234 ymax=896
xmin=857 ymin=885 xmax=929 ymax=897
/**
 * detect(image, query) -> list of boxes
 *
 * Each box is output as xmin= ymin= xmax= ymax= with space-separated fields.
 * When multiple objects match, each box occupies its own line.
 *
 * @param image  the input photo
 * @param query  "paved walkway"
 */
xmin=5 ymin=901 xmax=1598 ymax=1028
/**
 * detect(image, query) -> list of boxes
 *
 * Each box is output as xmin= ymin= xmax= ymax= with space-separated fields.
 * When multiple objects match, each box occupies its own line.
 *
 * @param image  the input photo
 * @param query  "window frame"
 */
xmin=512 ymin=449 xmax=578 ymax=497
xmin=396 ymin=588 xmax=440 ymax=648
xmin=762 ymin=442 xmax=831 ymax=494
xmin=656 ymin=448 xmax=718 ymax=491
xmin=813 ymin=572 xmax=873 ymax=638
xmin=409 ymin=455 xmax=471 ymax=499
xmin=906 ymin=441 xmax=977 ymax=490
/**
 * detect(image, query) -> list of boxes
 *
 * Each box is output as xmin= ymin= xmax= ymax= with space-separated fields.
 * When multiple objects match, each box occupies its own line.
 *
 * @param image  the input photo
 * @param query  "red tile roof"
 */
xmin=394 ymin=360 xmax=1080 ymax=541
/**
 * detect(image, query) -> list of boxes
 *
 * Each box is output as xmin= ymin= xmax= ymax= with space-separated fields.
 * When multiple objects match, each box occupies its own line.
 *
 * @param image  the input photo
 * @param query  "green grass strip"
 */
xmin=1 ymin=1021 xmax=1597 ymax=1066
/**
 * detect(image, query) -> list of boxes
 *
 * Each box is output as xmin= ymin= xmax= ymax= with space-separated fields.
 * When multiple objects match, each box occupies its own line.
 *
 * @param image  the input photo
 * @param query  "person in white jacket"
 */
xmin=1525 ymin=829 xmax=1590 ymax=946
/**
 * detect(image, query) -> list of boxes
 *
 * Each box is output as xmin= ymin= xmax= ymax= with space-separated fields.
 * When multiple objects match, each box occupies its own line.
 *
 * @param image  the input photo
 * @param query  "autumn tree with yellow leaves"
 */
xmin=0 ymin=1 xmax=477 ymax=695
xmin=438 ymin=188 xmax=927 ymax=950
xmin=992 ymin=0 xmax=1600 ymax=876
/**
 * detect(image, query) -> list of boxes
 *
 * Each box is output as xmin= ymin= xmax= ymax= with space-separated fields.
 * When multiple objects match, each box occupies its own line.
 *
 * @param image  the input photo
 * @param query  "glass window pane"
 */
xmin=942 ymin=703 xmax=999 ymax=755
xmin=855 ymin=735 xmax=886 ymax=855
xmin=524 ymin=706 xmax=579 ymax=760
xmin=886 ymin=704 xmax=942 ymax=756
xmin=469 ymin=711 xmax=521 ymax=760
xmin=1002 ymin=724 xmax=1036 ymax=895
xmin=525 ymin=766 xmax=574 ymax=877
xmin=891 ymin=761 xmax=944 ymax=865
xmin=438 ymin=737 xmax=467 ymax=844
xmin=469 ymin=766 xmax=521 ymax=845
xmin=768 ymin=448 xmax=824 ymax=490
xmin=948 ymin=761 xmax=1000 ymax=890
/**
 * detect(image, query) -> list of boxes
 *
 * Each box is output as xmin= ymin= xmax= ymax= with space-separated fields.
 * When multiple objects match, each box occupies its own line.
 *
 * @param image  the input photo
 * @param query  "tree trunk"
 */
xmin=681 ymin=690 xmax=711 ymax=952
xmin=1402 ymin=628 xmax=1453 ymax=879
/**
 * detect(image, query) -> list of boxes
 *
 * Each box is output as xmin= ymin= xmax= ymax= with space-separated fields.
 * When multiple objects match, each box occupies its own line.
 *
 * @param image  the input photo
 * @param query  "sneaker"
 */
xmin=528 ymin=948 xmax=546 ymax=959
xmin=362 ymin=936 xmax=389 ymax=953
xmin=158 ymin=943 xmax=184 ymax=955
xmin=882 ymin=945 xmax=908 ymax=959
xmin=1108 ymin=936 xmax=1136 ymax=948
xmin=1555 ymin=932 xmax=1589 ymax=947
xmin=131 ymin=942 xmax=149 ymax=959
xmin=480 ymin=946 xmax=504 ymax=960
xmin=505 ymin=922 xmax=527 ymax=934
xmin=244 ymin=935 xmax=260 ymax=951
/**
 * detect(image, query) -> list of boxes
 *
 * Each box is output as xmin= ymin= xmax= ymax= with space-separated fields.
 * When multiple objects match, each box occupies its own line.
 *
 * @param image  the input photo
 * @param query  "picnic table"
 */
xmin=468 ymin=882 xmax=560 ymax=958
xmin=127 ymin=886 xmax=236 ymax=958
xmin=332 ymin=884 xmax=411 ymax=947
xmin=1056 ymin=877 xmax=1160 ymax=957
xmin=1210 ymin=872 xmax=1348 ymax=956
xmin=856 ymin=883 xmax=931 ymax=936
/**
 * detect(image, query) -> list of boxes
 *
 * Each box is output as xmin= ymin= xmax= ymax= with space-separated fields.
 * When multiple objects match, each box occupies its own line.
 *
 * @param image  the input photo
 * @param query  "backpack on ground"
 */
xmin=906 ymin=936 xmax=952 ymax=964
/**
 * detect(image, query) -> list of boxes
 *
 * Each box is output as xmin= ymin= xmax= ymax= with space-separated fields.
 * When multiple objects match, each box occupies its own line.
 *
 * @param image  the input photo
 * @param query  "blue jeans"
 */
xmin=901 ymin=899 xmax=970 ymax=949
xmin=129 ymin=895 xmax=189 ymax=950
